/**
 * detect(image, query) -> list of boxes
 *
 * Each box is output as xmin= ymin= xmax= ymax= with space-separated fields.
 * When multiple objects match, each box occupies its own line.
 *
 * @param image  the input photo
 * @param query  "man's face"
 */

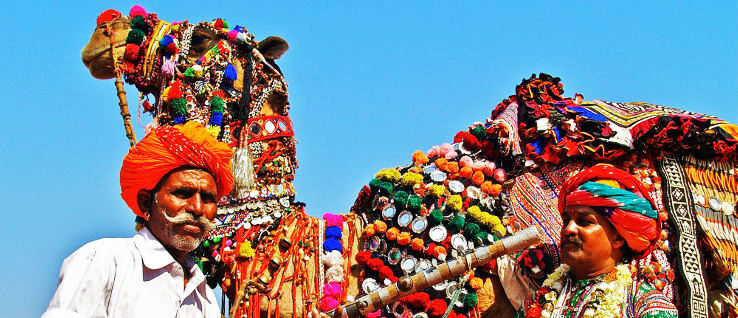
xmin=560 ymin=205 xmax=623 ymax=270
xmin=147 ymin=169 xmax=218 ymax=253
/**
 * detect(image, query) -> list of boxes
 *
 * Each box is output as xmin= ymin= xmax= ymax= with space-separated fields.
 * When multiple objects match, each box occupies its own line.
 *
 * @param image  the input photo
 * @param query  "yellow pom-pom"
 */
xmin=469 ymin=277 xmax=484 ymax=290
xmin=400 ymin=172 xmax=424 ymax=187
xmin=239 ymin=241 xmax=255 ymax=258
xmin=375 ymin=168 xmax=401 ymax=182
xmin=161 ymin=86 xmax=171 ymax=102
xmin=447 ymin=195 xmax=463 ymax=211
xmin=206 ymin=125 xmax=221 ymax=137
xmin=427 ymin=184 xmax=446 ymax=197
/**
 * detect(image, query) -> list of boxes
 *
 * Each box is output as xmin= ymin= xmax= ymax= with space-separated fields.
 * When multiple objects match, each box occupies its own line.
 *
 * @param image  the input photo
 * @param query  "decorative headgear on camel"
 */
xmin=120 ymin=121 xmax=233 ymax=217
xmin=558 ymin=164 xmax=661 ymax=257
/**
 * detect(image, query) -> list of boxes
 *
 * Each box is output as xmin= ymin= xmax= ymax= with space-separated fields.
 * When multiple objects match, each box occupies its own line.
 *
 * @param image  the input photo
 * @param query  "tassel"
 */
xmin=232 ymin=147 xmax=255 ymax=197
xmin=224 ymin=63 xmax=238 ymax=81
xmin=161 ymin=58 xmax=176 ymax=76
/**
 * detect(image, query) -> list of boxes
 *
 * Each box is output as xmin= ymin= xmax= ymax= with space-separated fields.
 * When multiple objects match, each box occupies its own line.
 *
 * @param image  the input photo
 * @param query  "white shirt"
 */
xmin=43 ymin=227 xmax=220 ymax=318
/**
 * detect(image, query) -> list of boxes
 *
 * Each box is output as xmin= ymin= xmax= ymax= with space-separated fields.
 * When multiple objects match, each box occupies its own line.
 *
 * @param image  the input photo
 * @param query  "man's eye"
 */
xmin=172 ymin=189 xmax=195 ymax=198
xmin=577 ymin=218 xmax=593 ymax=226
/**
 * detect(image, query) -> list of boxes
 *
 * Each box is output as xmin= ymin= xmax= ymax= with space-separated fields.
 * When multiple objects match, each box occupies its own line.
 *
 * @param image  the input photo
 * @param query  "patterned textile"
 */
xmin=656 ymin=155 xmax=709 ymax=318
xmin=517 ymin=276 xmax=678 ymax=317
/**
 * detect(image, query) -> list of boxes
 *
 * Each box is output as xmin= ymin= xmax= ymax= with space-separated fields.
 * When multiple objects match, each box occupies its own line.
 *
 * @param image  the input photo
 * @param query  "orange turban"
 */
xmin=120 ymin=121 xmax=233 ymax=217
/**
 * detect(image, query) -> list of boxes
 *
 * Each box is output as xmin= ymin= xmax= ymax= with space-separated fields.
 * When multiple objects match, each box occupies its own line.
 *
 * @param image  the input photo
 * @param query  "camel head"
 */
xmin=83 ymin=6 xmax=296 ymax=229
xmin=81 ymin=10 xmax=130 ymax=79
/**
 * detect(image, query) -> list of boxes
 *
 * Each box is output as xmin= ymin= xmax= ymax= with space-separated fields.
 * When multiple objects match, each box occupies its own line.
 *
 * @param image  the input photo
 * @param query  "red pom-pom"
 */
xmin=428 ymin=299 xmax=448 ymax=317
xmin=122 ymin=61 xmax=135 ymax=74
xmin=400 ymin=292 xmax=430 ymax=311
xmin=124 ymin=44 xmax=140 ymax=61
xmin=424 ymin=243 xmax=437 ymax=258
xmin=97 ymin=9 xmax=121 ymax=26
xmin=143 ymin=100 xmax=153 ymax=112
xmin=214 ymin=19 xmax=225 ymax=29
xmin=355 ymin=251 xmax=371 ymax=265
xmin=168 ymin=81 xmax=183 ymax=99
xmin=165 ymin=42 xmax=178 ymax=54
xmin=366 ymin=258 xmax=383 ymax=272
xmin=378 ymin=266 xmax=394 ymax=280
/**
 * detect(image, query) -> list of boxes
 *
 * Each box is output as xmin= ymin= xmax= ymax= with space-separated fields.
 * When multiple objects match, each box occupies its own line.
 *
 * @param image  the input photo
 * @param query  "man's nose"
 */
xmin=561 ymin=219 xmax=577 ymax=236
xmin=185 ymin=193 xmax=205 ymax=216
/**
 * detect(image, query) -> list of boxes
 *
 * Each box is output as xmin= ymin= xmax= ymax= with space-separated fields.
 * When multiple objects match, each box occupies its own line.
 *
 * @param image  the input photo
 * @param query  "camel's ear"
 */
xmin=257 ymin=36 xmax=289 ymax=59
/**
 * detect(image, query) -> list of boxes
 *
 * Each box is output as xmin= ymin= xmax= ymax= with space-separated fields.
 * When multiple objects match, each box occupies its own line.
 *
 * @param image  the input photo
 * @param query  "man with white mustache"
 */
xmin=43 ymin=122 xmax=233 ymax=317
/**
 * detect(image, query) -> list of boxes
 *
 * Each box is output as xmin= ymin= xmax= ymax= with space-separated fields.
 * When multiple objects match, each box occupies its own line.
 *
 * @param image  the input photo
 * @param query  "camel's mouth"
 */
xmin=82 ymin=40 xmax=126 ymax=67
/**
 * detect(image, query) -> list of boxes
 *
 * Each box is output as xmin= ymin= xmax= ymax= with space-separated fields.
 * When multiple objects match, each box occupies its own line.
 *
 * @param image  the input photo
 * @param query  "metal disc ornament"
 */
xmin=400 ymin=255 xmax=417 ymax=274
xmin=448 ymin=180 xmax=465 ymax=193
xmin=429 ymin=225 xmax=448 ymax=242
xmin=382 ymin=204 xmax=397 ymax=220
xmin=362 ymin=278 xmax=380 ymax=294
xmin=397 ymin=210 xmax=413 ymax=227
xmin=411 ymin=217 xmax=428 ymax=233
xmin=430 ymin=170 xmax=447 ymax=182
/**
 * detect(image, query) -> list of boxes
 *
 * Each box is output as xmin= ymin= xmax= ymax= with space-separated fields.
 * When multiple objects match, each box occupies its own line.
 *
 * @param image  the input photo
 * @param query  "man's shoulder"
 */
xmin=65 ymin=237 xmax=138 ymax=264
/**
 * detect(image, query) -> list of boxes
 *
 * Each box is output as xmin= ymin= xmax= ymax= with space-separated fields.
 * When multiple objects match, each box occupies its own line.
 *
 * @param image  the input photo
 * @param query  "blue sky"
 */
xmin=0 ymin=1 xmax=736 ymax=316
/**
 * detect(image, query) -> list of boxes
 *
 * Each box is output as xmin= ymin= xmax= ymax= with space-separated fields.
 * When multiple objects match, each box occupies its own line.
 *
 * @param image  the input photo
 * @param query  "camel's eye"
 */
xmin=192 ymin=34 xmax=205 ymax=46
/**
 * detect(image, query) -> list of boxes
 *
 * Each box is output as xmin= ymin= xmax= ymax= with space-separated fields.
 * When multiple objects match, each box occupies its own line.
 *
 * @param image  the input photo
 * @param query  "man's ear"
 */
xmin=137 ymin=190 xmax=153 ymax=221
xmin=612 ymin=234 xmax=626 ymax=249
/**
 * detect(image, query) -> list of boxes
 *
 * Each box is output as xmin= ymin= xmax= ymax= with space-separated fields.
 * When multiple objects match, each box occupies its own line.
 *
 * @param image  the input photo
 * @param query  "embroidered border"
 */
xmin=656 ymin=154 xmax=708 ymax=318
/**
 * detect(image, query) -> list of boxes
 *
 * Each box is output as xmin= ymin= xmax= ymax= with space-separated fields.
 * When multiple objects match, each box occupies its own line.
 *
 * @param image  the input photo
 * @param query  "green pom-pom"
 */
xmin=184 ymin=67 xmax=195 ymax=78
xmin=475 ymin=231 xmax=489 ymax=244
xmin=126 ymin=29 xmax=145 ymax=45
xmin=447 ymin=215 xmax=466 ymax=232
xmin=213 ymin=236 xmax=222 ymax=243
xmin=211 ymin=96 xmax=224 ymax=112
xmin=369 ymin=178 xmax=393 ymax=195
xmin=171 ymin=98 xmax=187 ymax=115
xmin=203 ymin=240 xmax=211 ymax=247
xmin=222 ymin=21 xmax=229 ymax=29
xmin=462 ymin=292 xmax=478 ymax=307
xmin=393 ymin=191 xmax=409 ymax=207
xmin=429 ymin=209 xmax=444 ymax=225
xmin=463 ymin=222 xmax=480 ymax=238
xmin=407 ymin=195 xmax=422 ymax=212
xmin=471 ymin=125 xmax=486 ymax=140
xmin=129 ymin=15 xmax=149 ymax=31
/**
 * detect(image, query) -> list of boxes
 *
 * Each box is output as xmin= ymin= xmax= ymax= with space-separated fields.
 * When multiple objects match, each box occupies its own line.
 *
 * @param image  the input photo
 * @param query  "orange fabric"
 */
xmin=120 ymin=121 xmax=233 ymax=217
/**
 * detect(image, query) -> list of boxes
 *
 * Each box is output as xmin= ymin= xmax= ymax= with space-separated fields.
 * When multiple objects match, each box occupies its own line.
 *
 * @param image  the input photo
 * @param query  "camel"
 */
xmin=82 ymin=6 xmax=738 ymax=318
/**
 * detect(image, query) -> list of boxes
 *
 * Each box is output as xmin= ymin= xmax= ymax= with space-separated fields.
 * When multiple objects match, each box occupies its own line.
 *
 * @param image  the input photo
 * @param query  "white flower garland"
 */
xmin=540 ymin=264 xmax=632 ymax=318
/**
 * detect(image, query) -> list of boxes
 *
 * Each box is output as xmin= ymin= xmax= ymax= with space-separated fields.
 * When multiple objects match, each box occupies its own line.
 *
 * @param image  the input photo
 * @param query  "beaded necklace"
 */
xmin=527 ymin=264 xmax=632 ymax=318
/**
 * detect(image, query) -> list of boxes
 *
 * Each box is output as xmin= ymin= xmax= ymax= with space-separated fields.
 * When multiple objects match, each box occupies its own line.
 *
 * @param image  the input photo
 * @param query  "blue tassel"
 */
xmin=325 ymin=226 xmax=343 ymax=239
xmin=323 ymin=238 xmax=343 ymax=252
xmin=209 ymin=112 xmax=223 ymax=126
xmin=173 ymin=114 xmax=186 ymax=124
xmin=224 ymin=63 xmax=238 ymax=81
xmin=159 ymin=35 xmax=174 ymax=48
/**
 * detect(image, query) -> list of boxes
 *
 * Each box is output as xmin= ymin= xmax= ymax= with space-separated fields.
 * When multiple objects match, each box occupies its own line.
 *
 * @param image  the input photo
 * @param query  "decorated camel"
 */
xmin=83 ymin=6 xmax=738 ymax=318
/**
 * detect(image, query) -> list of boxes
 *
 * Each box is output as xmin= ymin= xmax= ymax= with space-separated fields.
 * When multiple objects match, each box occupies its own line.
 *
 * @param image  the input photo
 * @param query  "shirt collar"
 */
xmin=133 ymin=227 xmax=214 ymax=302
xmin=133 ymin=227 xmax=177 ymax=270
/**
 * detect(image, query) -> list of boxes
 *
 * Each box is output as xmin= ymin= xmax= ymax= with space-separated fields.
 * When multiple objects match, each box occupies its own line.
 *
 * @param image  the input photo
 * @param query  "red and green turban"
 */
xmin=558 ymin=164 xmax=661 ymax=256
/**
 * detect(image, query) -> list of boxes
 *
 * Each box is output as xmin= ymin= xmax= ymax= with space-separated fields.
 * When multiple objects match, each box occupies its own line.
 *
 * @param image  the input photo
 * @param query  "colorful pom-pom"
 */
xmin=480 ymin=181 xmax=502 ymax=196
xmin=369 ymin=178 xmax=393 ymax=195
xmin=469 ymin=277 xmax=484 ymax=290
xmin=362 ymin=224 xmax=376 ymax=238
xmin=393 ymin=191 xmax=409 ymax=207
xmin=447 ymin=195 xmax=462 ymax=211
xmin=400 ymin=172 xmax=424 ymax=187
xmin=355 ymin=251 xmax=371 ymax=265
xmin=462 ymin=292 xmax=478 ymax=307
xmin=427 ymin=184 xmax=446 ymax=198
xmin=124 ymin=44 xmax=140 ymax=61
xmin=407 ymin=194 xmax=422 ymax=212
xmin=464 ymin=222 xmax=480 ymax=238
xmin=459 ymin=155 xmax=473 ymax=168
xmin=126 ymin=29 xmax=145 ymax=45
xmin=386 ymin=227 xmax=399 ymax=241
xmin=411 ymin=238 xmax=424 ymax=251
xmin=400 ymin=292 xmax=430 ymax=311
xmin=366 ymin=258 xmax=383 ymax=272
xmin=373 ymin=220 xmax=387 ymax=233
xmin=319 ymin=296 xmax=339 ymax=311
xmin=412 ymin=150 xmax=429 ymax=165
xmin=459 ymin=166 xmax=473 ymax=179
xmin=227 ymin=29 xmax=239 ymax=42
xmin=129 ymin=5 xmax=147 ymax=18
xmin=97 ymin=9 xmax=121 ymax=26
xmin=170 ymin=98 xmax=187 ymax=116
xmin=323 ymin=213 xmax=344 ymax=229
xmin=130 ymin=15 xmax=149 ymax=31
xmin=397 ymin=232 xmax=411 ymax=245
xmin=429 ymin=209 xmax=444 ymax=225
xmin=323 ymin=281 xmax=342 ymax=298
xmin=472 ymin=171 xmax=485 ymax=185
xmin=325 ymin=226 xmax=342 ymax=239
xmin=378 ymin=266 xmax=394 ymax=280
xmin=323 ymin=237 xmax=343 ymax=252
xmin=428 ymin=299 xmax=448 ymax=317
xmin=448 ymin=215 xmax=466 ymax=232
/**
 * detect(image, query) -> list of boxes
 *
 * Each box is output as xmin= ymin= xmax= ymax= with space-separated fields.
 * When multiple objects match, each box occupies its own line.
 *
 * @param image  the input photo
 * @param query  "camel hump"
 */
xmin=258 ymin=36 xmax=289 ymax=59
